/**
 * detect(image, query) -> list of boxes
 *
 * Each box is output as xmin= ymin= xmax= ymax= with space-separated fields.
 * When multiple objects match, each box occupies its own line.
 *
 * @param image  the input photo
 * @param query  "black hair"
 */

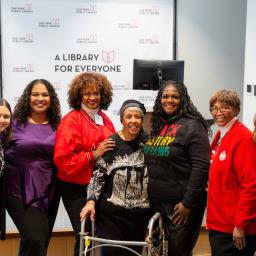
xmin=151 ymin=80 xmax=210 ymax=136
xmin=13 ymin=79 xmax=61 ymax=130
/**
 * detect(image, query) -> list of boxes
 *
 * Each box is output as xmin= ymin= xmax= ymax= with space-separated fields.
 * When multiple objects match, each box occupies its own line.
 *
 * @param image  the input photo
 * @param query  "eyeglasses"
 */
xmin=210 ymin=105 xmax=232 ymax=114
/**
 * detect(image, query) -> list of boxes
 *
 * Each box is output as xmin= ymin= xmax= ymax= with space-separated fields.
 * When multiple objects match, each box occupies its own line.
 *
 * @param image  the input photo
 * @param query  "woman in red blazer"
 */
xmin=54 ymin=72 xmax=115 ymax=256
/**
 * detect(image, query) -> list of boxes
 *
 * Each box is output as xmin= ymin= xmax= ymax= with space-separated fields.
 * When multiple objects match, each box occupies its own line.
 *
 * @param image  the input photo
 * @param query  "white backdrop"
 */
xmin=243 ymin=0 xmax=256 ymax=129
xmin=1 ymin=0 xmax=174 ymax=230
xmin=1 ymin=0 xmax=174 ymax=130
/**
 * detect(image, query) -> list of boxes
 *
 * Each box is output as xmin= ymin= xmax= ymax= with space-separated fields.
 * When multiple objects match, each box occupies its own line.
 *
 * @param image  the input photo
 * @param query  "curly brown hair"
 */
xmin=13 ymin=79 xmax=61 ymax=130
xmin=68 ymin=72 xmax=113 ymax=110
xmin=0 ymin=98 xmax=12 ymax=146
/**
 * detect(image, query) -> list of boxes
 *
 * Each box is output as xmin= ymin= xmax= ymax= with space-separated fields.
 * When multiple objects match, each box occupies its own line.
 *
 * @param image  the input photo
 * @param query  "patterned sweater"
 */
xmin=87 ymin=133 xmax=150 ymax=211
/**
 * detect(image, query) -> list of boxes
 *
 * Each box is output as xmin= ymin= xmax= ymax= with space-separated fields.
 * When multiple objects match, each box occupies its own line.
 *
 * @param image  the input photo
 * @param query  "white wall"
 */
xmin=243 ymin=0 xmax=256 ymax=130
xmin=177 ymin=0 xmax=247 ymax=121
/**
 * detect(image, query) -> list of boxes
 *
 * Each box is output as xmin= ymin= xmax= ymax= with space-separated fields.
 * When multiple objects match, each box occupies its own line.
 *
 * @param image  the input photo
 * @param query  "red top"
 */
xmin=207 ymin=120 xmax=256 ymax=234
xmin=54 ymin=109 xmax=115 ymax=185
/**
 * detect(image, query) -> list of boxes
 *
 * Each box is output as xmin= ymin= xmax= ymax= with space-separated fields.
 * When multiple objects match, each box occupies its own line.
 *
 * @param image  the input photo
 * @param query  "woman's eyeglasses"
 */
xmin=210 ymin=105 xmax=232 ymax=114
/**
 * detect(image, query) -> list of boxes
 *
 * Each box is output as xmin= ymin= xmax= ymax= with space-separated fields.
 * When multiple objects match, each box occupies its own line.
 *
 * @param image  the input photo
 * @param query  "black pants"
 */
xmin=96 ymin=201 xmax=151 ymax=256
xmin=153 ymin=192 xmax=207 ymax=256
xmin=209 ymin=229 xmax=256 ymax=256
xmin=58 ymin=179 xmax=88 ymax=256
xmin=6 ymin=194 xmax=60 ymax=256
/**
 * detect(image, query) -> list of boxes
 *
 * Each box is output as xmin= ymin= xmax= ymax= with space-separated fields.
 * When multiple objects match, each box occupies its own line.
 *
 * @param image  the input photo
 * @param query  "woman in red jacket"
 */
xmin=54 ymin=72 xmax=115 ymax=256
xmin=207 ymin=90 xmax=256 ymax=256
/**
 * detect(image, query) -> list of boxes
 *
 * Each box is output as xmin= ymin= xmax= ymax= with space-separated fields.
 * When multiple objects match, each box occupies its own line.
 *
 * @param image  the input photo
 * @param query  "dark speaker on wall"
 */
xmin=133 ymin=59 xmax=184 ymax=90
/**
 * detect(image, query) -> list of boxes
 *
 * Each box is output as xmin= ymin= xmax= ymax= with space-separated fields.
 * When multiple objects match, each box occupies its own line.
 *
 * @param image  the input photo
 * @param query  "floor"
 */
xmin=0 ymin=228 xmax=211 ymax=256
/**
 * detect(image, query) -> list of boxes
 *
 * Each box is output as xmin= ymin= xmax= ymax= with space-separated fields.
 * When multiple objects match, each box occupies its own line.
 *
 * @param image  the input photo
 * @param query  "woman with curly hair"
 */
xmin=54 ymin=72 xmax=115 ymax=256
xmin=4 ymin=79 xmax=61 ymax=256
xmin=144 ymin=80 xmax=210 ymax=256
xmin=0 ymin=99 xmax=12 ymax=241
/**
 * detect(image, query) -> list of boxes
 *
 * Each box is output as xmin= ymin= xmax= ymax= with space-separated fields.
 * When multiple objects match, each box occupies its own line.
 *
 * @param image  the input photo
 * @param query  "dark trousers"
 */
xmin=6 ymin=194 xmax=60 ymax=256
xmin=209 ymin=230 xmax=256 ymax=256
xmin=96 ymin=200 xmax=151 ymax=256
xmin=153 ymin=192 xmax=207 ymax=256
xmin=58 ymin=179 xmax=88 ymax=256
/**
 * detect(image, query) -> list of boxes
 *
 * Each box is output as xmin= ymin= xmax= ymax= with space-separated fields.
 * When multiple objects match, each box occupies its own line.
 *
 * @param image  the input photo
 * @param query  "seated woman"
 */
xmin=80 ymin=99 xmax=151 ymax=256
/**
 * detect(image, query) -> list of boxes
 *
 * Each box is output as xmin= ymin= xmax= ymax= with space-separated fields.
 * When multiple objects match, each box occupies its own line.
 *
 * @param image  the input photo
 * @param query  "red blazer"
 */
xmin=207 ymin=120 xmax=256 ymax=234
xmin=54 ymin=109 xmax=115 ymax=185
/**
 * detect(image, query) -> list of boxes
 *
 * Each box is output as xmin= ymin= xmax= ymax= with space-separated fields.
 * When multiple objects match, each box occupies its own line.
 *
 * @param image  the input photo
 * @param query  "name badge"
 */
xmin=95 ymin=114 xmax=104 ymax=125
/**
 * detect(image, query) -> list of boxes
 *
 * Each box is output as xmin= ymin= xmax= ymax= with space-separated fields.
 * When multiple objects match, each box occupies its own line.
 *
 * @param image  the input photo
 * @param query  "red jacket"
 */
xmin=207 ymin=120 xmax=256 ymax=234
xmin=54 ymin=109 xmax=115 ymax=185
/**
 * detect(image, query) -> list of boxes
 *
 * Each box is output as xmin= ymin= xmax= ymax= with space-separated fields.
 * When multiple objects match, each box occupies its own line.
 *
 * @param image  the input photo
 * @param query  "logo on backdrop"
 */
xmin=54 ymin=50 xmax=121 ymax=73
xmin=102 ymin=51 xmax=114 ymax=63
xmin=112 ymin=80 xmax=132 ymax=91
xmin=139 ymin=34 xmax=160 ymax=44
xmin=76 ymin=4 xmax=97 ymax=14
xmin=118 ymin=20 xmax=139 ymax=29
xmin=13 ymin=64 xmax=34 ymax=73
xmin=52 ymin=82 xmax=63 ymax=91
xmin=76 ymin=34 xmax=98 ymax=44
xmin=11 ymin=3 xmax=33 ymax=13
xmin=12 ymin=33 xmax=34 ymax=43
xmin=38 ymin=17 xmax=60 ymax=28
xmin=139 ymin=5 xmax=160 ymax=15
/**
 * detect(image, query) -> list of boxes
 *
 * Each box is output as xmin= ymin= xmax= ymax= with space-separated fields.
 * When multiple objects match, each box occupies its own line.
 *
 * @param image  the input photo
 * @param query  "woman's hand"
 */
xmin=233 ymin=226 xmax=246 ymax=250
xmin=94 ymin=138 xmax=115 ymax=159
xmin=171 ymin=202 xmax=191 ymax=225
xmin=80 ymin=200 xmax=96 ymax=222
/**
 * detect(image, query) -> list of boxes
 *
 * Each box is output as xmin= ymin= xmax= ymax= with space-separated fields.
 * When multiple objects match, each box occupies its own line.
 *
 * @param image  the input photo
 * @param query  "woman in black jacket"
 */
xmin=144 ymin=81 xmax=210 ymax=256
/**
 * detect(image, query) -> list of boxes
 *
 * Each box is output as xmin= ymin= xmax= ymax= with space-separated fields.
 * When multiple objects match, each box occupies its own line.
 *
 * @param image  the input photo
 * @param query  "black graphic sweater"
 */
xmin=87 ymin=133 xmax=150 ymax=212
xmin=144 ymin=116 xmax=210 ymax=208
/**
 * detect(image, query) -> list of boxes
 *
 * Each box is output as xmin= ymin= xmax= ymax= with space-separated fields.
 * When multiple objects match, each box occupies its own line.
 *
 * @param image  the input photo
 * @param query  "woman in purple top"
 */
xmin=4 ymin=79 xmax=61 ymax=256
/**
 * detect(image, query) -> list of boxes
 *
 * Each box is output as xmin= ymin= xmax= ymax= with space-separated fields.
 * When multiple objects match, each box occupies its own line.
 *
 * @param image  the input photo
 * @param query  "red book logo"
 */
xmin=101 ymin=51 xmax=114 ymax=63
